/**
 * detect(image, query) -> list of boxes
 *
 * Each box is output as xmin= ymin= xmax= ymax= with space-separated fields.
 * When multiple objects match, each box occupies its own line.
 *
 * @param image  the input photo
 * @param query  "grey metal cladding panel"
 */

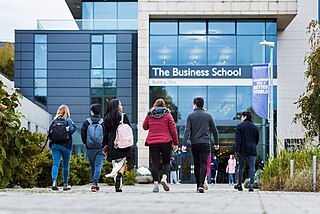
xmin=48 ymin=105 xmax=90 ymax=115
xmin=21 ymin=61 xmax=34 ymax=69
xmin=20 ymin=34 xmax=34 ymax=43
xmin=70 ymin=114 xmax=89 ymax=124
xmin=15 ymin=44 xmax=21 ymax=51
xmin=48 ymin=44 xmax=90 ymax=52
xmin=48 ymin=34 xmax=90 ymax=43
xmin=48 ymin=69 xmax=89 ymax=79
xmin=48 ymin=88 xmax=90 ymax=96
xmin=117 ymin=53 xmax=132 ymax=61
xmin=48 ymin=97 xmax=89 ymax=105
xmin=21 ymin=78 xmax=34 ymax=87
xmin=117 ymin=88 xmax=131 ymax=96
xmin=20 ymin=69 xmax=34 ymax=78
xmin=14 ymin=78 xmax=21 ymax=88
xmin=15 ymin=52 xmax=21 ymax=60
xmin=48 ymin=79 xmax=89 ymax=88
xmin=117 ymin=97 xmax=132 ymax=106
xmin=117 ymin=61 xmax=132 ymax=70
xmin=117 ymin=69 xmax=132 ymax=78
xmin=21 ymin=44 xmax=34 ymax=52
xmin=21 ymin=52 xmax=34 ymax=61
xmin=47 ymin=61 xmax=90 ymax=69
xmin=14 ymin=60 xmax=21 ymax=69
xmin=14 ymin=67 xmax=21 ymax=78
xmin=15 ymin=34 xmax=21 ymax=43
xmin=48 ymin=52 xmax=90 ymax=61
xmin=20 ymin=88 xmax=34 ymax=96
xmin=117 ymin=79 xmax=132 ymax=88
xmin=117 ymin=34 xmax=132 ymax=43
xmin=122 ymin=106 xmax=132 ymax=115
xmin=117 ymin=44 xmax=131 ymax=52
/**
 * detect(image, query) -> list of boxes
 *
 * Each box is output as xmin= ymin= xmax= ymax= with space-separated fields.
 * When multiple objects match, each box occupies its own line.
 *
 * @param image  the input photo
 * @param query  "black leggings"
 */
xmin=149 ymin=143 xmax=171 ymax=182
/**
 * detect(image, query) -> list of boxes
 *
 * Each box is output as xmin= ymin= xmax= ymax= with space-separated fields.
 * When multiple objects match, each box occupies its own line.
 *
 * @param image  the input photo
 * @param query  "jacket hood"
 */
xmin=148 ymin=107 xmax=171 ymax=119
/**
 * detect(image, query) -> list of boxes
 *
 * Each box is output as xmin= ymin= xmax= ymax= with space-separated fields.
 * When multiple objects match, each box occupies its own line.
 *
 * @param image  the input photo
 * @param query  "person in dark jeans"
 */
xmin=234 ymin=111 xmax=259 ymax=192
xmin=182 ymin=97 xmax=219 ymax=193
xmin=81 ymin=103 xmax=105 ymax=192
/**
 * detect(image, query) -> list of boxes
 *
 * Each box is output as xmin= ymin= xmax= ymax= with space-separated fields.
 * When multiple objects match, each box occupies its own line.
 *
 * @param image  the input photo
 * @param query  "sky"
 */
xmin=0 ymin=0 xmax=74 ymax=43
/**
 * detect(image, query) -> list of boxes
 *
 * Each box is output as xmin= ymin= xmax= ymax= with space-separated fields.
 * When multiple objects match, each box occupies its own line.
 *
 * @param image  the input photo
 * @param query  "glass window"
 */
xmin=179 ymin=21 xmax=206 ymax=34
xmin=94 ymin=2 xmax=117 ymax=19
xmin=91 ymin=79 xmax=103 ymax=87
xmin=104 ymin=44 xmax=117 ymax=69
xmin=266 ymin=36 xmax=277 ymax=65
xmin=237 ymin=36 xmax=265 ymax=65
xmin=237 ymin=21 xmax=265 ymax=35
xmin=35 ymin=87 xmax=47 ymax=96
xmin=150 ymin=21 xmax=178 ymax=35
xmin=150 ymin=36 xmax=177 ymax=65
xmin=104 ymin=35 xmax=117 ymax=43
xmin=35 ymin=34 xmax=47 ymax=43
xmin=266 ymin=21 xmax=277 ymax=35
xmin=208 ymin=21 xmax=235 ymax=34
xmin=35 ymin=79 xmax=47 ymax=87
xmin=178 ymin=87 xmax=207 ymax=124
xmin=104 ymin=88 xmax=117 ymax=96
xmin=82 ymin=2 xmax=93 ymax=19
xmin=35 ymin=69 xmax=47 ymax=78
xmin=236 ymin=86 xmax=252 ymax=115
xmin=179 ymin=36 xmax=207 ymax=65
xmin=208 ymin=87 xmax=236 ymax=120
xmin=118 ymin=2 xmax=138 ymax=19
xmin=91 ymin=35 xmax=103 ymax=43
xmin=208 ymin=36 xmax=236 ymax=65
xmin=35 ymin=44 xmax=47 ymax=69
xmin=91 ymin=44 xmax=103 ymax=68
xmin=91 ymin=69 xmax=103 ymax=78
xmin=91 ymin=88 xmax=103 ymax=96
xmin=104 ymin=70 xmax=116 ymax=78
xmin=103 ymin=78 xmax=116 ymax=87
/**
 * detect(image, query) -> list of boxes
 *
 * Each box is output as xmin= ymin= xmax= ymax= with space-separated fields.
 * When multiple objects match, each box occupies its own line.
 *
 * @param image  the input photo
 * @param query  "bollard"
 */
xmin=290 ymin=160 xmax=294 ymax=178
xmin=313 ymin=156 xmax=317 ymax=192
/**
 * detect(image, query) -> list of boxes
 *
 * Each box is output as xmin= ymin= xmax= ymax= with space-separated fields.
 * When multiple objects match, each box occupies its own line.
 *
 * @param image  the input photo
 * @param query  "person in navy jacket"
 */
xmin=234 ymin=111 xmax=259 ymax=192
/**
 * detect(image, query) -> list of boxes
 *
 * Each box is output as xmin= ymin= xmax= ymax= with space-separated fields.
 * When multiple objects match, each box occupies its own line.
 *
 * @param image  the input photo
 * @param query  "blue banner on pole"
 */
xmin=252 ymin=64 xmax=269 ymax=119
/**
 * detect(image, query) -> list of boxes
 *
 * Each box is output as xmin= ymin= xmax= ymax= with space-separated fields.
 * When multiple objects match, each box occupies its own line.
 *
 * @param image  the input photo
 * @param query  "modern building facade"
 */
xmin=14 ymin=0 xmax=318 ymax=182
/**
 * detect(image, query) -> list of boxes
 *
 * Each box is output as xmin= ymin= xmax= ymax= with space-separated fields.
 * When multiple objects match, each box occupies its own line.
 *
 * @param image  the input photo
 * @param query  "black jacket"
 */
xmin=182 ymin=108 xmax=219 ymax=146
xmin=81 ymin=115 xmax=105 ymax=149
xmin=235 ymin=120 xmax=259 ymax=156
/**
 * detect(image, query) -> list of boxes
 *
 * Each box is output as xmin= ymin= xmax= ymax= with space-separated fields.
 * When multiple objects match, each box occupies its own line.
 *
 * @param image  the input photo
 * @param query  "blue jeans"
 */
xmin=228 ymin=173 xmax=235 ymax=184
xmin=87 ymin=149 xmax=105 ymax=186
xmin=237 ymin=155 xmax=256 ymax=186
xmin=51 ymin=143 xmax=71 ymax=183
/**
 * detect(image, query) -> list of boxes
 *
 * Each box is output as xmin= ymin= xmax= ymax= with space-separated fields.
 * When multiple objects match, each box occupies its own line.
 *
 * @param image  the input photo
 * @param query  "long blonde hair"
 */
xmin=54 ymin=104 xmax=71 ymax=119
xmin=152 ymin=98 xmax=165 ymax=111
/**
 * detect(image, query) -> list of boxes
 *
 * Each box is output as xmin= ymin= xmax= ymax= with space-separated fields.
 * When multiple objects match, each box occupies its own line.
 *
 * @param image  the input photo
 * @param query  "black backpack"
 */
xmin=49 ymin=117 xmax=69 ymax=144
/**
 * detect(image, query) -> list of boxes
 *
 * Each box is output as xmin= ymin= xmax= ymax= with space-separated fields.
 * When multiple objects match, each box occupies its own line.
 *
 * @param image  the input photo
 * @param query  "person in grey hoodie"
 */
xmin=182 ymin=97 xmax=219 ymax=193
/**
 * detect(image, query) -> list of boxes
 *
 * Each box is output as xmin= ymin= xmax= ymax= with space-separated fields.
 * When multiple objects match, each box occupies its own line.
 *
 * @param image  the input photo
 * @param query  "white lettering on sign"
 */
xmin=211 ymin=67 xmax=242 ymax=77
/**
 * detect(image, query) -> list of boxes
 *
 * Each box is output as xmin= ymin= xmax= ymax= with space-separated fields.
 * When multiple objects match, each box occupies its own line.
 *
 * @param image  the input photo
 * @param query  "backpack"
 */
xmin=49 ymin=117 xmax=69 ymax=144
xmin=86 ymin=118 xmax=104 ymax=149
xmin=114 ymin=113 xmax=133 ymax=149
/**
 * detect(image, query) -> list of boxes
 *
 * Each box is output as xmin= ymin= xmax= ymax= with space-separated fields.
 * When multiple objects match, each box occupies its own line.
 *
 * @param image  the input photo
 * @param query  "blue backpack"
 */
xmin=86 ymin=118 xmax=103 ymax=149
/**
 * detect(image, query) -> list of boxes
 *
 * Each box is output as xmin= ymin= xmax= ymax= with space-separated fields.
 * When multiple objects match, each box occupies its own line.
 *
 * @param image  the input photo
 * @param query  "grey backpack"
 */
xmin=86 ymin=118 xmax=103 ymax=149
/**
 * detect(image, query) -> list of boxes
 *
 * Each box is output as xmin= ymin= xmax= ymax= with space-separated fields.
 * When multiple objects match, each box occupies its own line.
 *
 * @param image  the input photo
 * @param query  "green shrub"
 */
xmin=123 ymin=169 xmax=136 ymax=185
xmin=261 ymin=145 xmax=320 ymax=191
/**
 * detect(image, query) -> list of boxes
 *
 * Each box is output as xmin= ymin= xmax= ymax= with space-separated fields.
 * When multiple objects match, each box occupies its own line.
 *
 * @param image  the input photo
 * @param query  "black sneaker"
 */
xmin=249 ymin=185 xmax=254 ymax=192
xmin=235 ymin=184 xmax=243 ymax=191
xmin=115 ymin=172 xmax=122 ymax=192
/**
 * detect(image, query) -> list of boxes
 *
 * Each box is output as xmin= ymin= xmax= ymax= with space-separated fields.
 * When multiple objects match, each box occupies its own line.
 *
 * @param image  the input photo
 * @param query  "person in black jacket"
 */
xmin=81 ymin=103 xmax=105 ymax=192
xmin=234 ymin=111 xmax=259 ymax=192
xmin=182 ymin=97 xmax=219 ymax=193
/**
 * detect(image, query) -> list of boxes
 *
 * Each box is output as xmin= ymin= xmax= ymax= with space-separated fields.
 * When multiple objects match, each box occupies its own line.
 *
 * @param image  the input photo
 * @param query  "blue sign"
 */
xmin=252 ymin=64 xmax=269 ymax=119
xmin=149 ymin=66 xmax=277 ymax=79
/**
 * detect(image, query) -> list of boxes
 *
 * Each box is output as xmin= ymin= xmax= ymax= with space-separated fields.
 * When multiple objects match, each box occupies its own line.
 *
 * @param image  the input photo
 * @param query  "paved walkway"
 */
xmin=0 ymin=184 xmax=319 ymax=213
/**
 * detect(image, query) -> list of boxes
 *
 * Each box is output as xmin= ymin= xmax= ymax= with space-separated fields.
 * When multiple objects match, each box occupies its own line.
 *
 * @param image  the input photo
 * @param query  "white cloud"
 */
xmin=0 ymin=0 xmax=74 ymax=42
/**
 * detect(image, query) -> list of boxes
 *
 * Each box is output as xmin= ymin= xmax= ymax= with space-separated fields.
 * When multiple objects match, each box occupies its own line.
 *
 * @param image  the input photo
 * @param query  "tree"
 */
xmin=0 ymin=43 xmax=14 ymax=80
xmin=293 ymin=20 xmax=320 ymax=138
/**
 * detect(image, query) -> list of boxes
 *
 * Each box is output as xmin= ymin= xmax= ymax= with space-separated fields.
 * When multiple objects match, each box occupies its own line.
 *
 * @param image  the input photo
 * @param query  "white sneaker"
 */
xmin=161 ymin=177 xmax=170 ymax=192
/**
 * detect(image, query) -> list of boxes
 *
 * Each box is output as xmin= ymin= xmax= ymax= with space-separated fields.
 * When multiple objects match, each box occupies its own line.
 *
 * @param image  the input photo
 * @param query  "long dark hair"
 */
xmin=105 ymin=99 xmax=120 ymax=127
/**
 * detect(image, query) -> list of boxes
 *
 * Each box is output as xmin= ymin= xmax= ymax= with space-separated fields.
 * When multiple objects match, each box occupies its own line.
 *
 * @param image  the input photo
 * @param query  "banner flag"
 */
xmin=252 ymin=64 xmax=269 ymax=119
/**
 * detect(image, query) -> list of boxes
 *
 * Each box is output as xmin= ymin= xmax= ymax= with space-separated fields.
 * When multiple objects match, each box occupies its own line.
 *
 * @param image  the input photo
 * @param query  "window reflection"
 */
xmin=150 ymin=22 xmax=178 ymax=35
xmin=91 ymin=44 xmax=103 ymax=68
xmin=179 ymin=36 xmax=206 ymax=65
xmin=104 ymin=44 xmax=117 ymax=68
xmin=118 ymin=2 xmax=138 ymax=19
xmin=236 ymin=86 xmax=252 ymax=114
xmin=208 ymin=36 xmax=236 ymax=65
xmin=208 ymin=21 xmax=235 ymax=34
xmin=150 ymin=36 xmax=177 ymax=65
xmin=208 ymin=87 xmax=236 ymax=120
xmin=237 ymin=36 xmax=265 ymax=65
xmin=91 ymin=69 xmax=103 ymax=78
xmin=35 ymin=44 xmax=47 ymax=69
xmin=266 ymin=21 xmax=277 ymax=35
xmin=179 ymin=21 xmax=206 ymax=34
xmin=237 ymin=21 xmax=265 ymax=35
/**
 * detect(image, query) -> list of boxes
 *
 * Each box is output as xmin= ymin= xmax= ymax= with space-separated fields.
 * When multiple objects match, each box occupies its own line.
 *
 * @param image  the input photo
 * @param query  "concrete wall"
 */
xmin=137 ymin=0 xmax=298 ymax=167
xmin=0 ymin=73 xmax=51 ymax=133
xmin=277 ymin=0 xmax=318 ymax=145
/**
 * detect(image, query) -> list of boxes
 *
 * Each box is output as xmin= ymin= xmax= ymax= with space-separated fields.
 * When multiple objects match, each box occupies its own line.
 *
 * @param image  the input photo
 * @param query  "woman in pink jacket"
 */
xmin=143 ymin=99 xmax=179 ymax=193
xmin=226 ymin=154 xmax=236 ymax=185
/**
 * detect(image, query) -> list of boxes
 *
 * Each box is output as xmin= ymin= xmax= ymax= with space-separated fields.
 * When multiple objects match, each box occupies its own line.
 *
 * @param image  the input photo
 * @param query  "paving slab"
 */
xmin=0 ymin=184 xmax=319 ymax=214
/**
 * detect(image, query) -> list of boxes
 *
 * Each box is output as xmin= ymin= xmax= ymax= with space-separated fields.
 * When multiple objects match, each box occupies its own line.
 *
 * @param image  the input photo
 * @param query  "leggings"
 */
xmin=149 ymin=143 xmax=171 ymax=182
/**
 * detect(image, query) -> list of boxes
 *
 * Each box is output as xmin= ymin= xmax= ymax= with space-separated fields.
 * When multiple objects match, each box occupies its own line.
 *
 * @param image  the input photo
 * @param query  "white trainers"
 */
xmin=161 ymin=176 xmax=170 ymax=192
